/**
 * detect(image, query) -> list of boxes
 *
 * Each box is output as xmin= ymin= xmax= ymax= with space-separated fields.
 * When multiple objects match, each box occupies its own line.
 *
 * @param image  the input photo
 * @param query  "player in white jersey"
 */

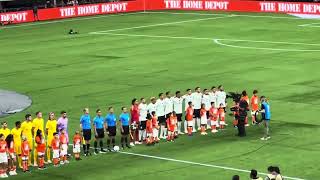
xmin=182 ymin=89 xmax=194 ymax=133
xmin=156 ymin=93 xmax=166 ymax=139
xmin=138 ymin=98 xmax=148 ymax=143
xmin=173 ymin=91 xmax=184 ymax=134
xmin=201 ymin=89 xmax=211 ymax=129
xmin=216 ymin=85 xmax=227 ymax=108
xmin=164 ymin=91 xmax=174 ymax=118
xmin=209 ymin=86 xmax=217 ymax=106
xmin=192 ymin=87 xmax=202 ymax=131
xmin=147 ymin=97 xmax=157 ymax=115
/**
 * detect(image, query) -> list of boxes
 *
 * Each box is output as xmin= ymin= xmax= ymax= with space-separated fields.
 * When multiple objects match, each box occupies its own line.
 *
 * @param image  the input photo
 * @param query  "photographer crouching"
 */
xmin=228 ymin=92 xmax=249 ymax=137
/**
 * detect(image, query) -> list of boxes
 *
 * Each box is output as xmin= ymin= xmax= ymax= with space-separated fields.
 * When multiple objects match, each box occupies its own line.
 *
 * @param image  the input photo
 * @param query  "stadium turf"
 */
xmin=0 ymin=10 xmax=320 ymax=180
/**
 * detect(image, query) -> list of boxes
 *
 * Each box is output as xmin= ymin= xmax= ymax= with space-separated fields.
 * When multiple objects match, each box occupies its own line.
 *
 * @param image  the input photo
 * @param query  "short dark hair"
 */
xmin=242 ymin=90 xmax=247 ymax=96
xmin=165 ymin=91 xmax=170 ymax=96
xmin=176 ymin=91 xmax=180 ymax=95
xmin=158 ymin=93 xmax=163 ymax=97
xmin=188 ymin=101 xmax=192 ymax=105
xmin=25 ymin=114 xmax=31 ymax=119
xmin=232 ymin=175 xmax=240 ymax=180
xmin=274 ymin=166 xmax=281 ymax=174
xmin=203 ymin=88 xmax=207 ymax=91
xmin=250 ymin=169 xmax=258 ymax=178
xmin=96 ymin=109 xmax=101 ymax=113
xmin=108 ymin=106 xmax=113 ymax=111
xmin=140 ymin=97 xmax=145 ymax=101
xmin=1 ymin=121 xmax=7 ymax=125
xmin=151 ymin=111 xmax=156 ymax=115
xmin=35 ymin=111 xmax=41 ymax=116
xmin=0 ymin=134 xmax=4 ymax=138
xmin=186 ymin=89 xmax=191 ymax=91
xmin=195 ymin=87 xmax=200 ymax=90
xmin=121 ymin=107 xmax=126 ymax=110
xmin=15 ymin=121 xmax=21 ymax=127
xmin=253 ymin=90 xmax=258 ymax=94
xmin=267 ymin=166 xmax=274 ymax=172
xmin=53 ymin=132 xmax=58 ymax=136
xmin=131 ymin=98 xmax=137 ymax=105
xmin=211 ymin=86 xmax=216 ymax=90
xmin=61 ymin=111 xmax=66 ymax=114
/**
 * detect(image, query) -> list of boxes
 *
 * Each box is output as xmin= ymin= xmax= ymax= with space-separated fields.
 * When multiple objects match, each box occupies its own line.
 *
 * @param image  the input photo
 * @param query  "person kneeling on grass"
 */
xmin=35 ymin=130 xmax=46 ymax=170
xmin=73 ymin=131 xmax=82 ymax=161
xmin=6 ymin=135 xmax=17 ymax=176
xmin=119 ymin=107 xmax=131 ymax=149
xmin=59 ymin=129 xmax=69 ymax=164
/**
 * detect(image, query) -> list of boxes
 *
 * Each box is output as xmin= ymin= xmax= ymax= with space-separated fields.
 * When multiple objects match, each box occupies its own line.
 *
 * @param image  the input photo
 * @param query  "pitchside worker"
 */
xmin=80 ymin=108 xmax=91 ymax=156
xmin=105 ymin=107 xmax=117 ymax=151
xmin=260 ymin=96 xmax=271 ymax=141
xmin=93 ymin=109 xmax=106 ymax=154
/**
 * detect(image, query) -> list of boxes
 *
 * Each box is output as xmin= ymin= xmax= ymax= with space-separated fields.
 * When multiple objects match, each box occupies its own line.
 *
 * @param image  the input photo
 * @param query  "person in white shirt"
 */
xmin=173 ymin=91 xmax=184 ymax=134
xmin=201 ymin=89 xmax=211 ymax=129
xmin=182 ymin=89 xmax=194 ymax=133
xmin=192 ymin=87 xmax=202 ymax=131
xmin=164 ymin=91 xmax=173 ymax=119
xmin=209 ymin=86 xmax=217 ymax=106
xmin=138 ymin=98 xmax=147 ymax=143
xmin=147 ymin=97 xmax=157 ymax=115
xmin=156 ymin=93 xmax=166 ymax=139
xmin=216 ymin=85 xmax=227 ymax=126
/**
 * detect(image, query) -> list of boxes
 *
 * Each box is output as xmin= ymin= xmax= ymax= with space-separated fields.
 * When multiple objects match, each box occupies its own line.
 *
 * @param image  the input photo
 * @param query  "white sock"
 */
xmin=164 ymin=128 xmax=167 ymax=137
xmin=184 ymin=121 xmax=187 ymax=133
xmin=192 ymin=119 xmax=196 ymax=130
xmin=197 ymin=118 xmax=200 ymax=129
xmin=160 ymin=126 xmax=164 ymax=137
xmin=142 ymin=130 xmax=146 ymax=140
xmin=178 ymin=122 xmax=182 ymax=133
xmin=138 ymin=130 xmax=142 ymax=141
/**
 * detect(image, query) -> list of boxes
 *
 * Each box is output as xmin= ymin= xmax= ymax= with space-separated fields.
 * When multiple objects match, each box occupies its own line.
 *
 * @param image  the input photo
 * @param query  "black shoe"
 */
xmin=107 ymin=148 xmax=112 ymax=152
xmin=94 ymin=150 xmax=99 ymax=154
xmin=100 ymin=149 xmax=107 ymax=153
xmin=121 ymin=145 xmax=125 ymax=150
xmin=126 ymin=144 xmax=131 ymax=149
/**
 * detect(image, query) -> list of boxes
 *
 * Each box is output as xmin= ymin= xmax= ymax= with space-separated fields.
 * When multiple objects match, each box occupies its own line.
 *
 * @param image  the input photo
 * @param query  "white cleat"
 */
xmin=130 ymin=142 xmax=135 ymax=147
xmin=33 ymin=163 xmax=38 ymax=167
xmin=47 ymin=160 xmax=52 ymax=164
xmin=260 ymin=137 xmax=267 ymax=141
xmin=60 ymin=161 xmax=65 ymax=165
xmin=64 ymin=160 xmax=70 ymax=164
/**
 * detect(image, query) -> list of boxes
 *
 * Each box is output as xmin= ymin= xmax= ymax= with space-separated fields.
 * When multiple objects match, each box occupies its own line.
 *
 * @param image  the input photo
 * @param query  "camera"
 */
xmin=226 ymin=92 xmax=242 ymax=103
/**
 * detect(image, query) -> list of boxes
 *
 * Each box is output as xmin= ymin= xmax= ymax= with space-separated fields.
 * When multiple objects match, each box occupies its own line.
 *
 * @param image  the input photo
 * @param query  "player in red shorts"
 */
xmin=166 ymin=112 xmax=176 ymax=142
xmin=130 ymin=98 xmax=140 ymax=144
xmin=209 ymin=102 xmax=218 ymax=133
xmin=145 ymin=114 xmax=154 ymax=145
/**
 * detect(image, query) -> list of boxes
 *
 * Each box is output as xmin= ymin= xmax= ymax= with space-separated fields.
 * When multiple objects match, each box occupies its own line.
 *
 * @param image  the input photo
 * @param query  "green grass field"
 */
xmin=1 ymin=10 xmax=320 ymax=180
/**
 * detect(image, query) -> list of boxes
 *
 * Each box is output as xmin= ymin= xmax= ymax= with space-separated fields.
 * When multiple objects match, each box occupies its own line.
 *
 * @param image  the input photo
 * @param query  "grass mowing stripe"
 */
xmin=118 ymin=151 xmax=307 ymax=180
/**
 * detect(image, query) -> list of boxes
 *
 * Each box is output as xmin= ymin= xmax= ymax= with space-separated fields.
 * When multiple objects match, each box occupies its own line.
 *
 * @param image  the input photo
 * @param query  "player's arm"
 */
xmin=119 ymin=118 xmax=123 ymax=133
xmin=45 ymin=122 xmax=49 ymax=136
xmin=93 ymin=118 xmax=97 ymax=137
xmin=104 ymin=118 xmax=108 ymax=134
xmin=79 ymin=117 xmax=83 ymax=132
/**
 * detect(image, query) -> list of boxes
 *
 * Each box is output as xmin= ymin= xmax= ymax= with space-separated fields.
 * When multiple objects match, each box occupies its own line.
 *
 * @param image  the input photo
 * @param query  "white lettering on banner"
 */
xmin=183 ymin=1 xmax=203 ymax=9
xmin=303 ymin=4 xmax=320 ymax=13
xmin=60 ymin=7 xmax=76 ymax=17
xmin=164 ymin=0 xmax=181 ymax=9
xmin=78 ymin=5 xmax=100 ymax=15
xmin=204 ymin=1 xmax=229 ymax=10
xmin=278 ymin=3 xmax=301 ymax=13
xmin=0 ymin=12 xmax=27 ymax=22
xmin=260 ymin=2 xmax=276 ymax=12
xmin=101 ymin=3 xmax=128 ymax=13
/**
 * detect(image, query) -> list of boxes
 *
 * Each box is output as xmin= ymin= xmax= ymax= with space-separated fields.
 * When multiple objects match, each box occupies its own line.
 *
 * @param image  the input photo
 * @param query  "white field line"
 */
xmin=89 ymin=32 xmax=320 ymax=52
xmin=1 ymin=12 xmax=145 ymax=29
xmin=298 ymin=22 xmax=320 ymax=27
xmin=91 ymin=15 xmax=232 ymax=33
xmin=119 ymin=151 xmax=307 ymax=180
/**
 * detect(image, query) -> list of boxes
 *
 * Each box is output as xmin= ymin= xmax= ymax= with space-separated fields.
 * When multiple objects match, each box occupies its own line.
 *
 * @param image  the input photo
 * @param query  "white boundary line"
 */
xmin=89 ymin=32 xmax=320 ymax=52
xmin=1 ymin=12 xmax=145 ymax=29
xmin=119 ymin=151 xmax=307 ymax=180
xmin=298 ymin=22 xmax=320 ymax=27
xmin=92 ymin=15 xmax=232 ymax=33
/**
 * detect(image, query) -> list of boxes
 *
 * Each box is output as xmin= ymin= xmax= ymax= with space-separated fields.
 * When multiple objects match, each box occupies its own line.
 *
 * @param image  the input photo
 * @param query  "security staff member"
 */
xmin=237 ymin=97 xmax=249 ymax=137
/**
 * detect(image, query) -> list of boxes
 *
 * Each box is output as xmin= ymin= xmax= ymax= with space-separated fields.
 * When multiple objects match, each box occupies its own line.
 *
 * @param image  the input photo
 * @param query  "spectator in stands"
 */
xmin=250 ymin=169 xmax=263 ymax=180
xmin=232 ymin=175 xmax=240 ymax=180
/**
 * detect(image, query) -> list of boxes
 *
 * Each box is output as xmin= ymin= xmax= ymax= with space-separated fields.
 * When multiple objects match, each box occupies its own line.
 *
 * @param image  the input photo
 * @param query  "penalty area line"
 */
xmin=118 ymin=151 xmax=306 ymax=180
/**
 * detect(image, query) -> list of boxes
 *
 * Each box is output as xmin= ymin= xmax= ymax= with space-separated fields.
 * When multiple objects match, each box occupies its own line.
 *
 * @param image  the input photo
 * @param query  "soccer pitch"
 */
xmin=1 ymin=10 xmax=320 ymax=180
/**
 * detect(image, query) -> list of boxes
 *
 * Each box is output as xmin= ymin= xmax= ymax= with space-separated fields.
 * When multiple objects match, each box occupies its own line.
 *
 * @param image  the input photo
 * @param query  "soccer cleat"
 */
xmin=266 ymin=136 xmax=271 ymax=140
xmin=245 ymin=124 xmax=250 ymax=127
xmin=184 ymin=131 xmax=188 ymax=134
xmin=126 ymin=145 xmax=132 ymax=149
xmin=2 ymin=173 xmax=8 ymax=178
xmin=33 ymin=163 xmax=38 ymax=167
xmin=60 ymin=161 xmax=65 ymax=165
xmin=100 ymin=149 xmax=107 ymax=153
xmin=8 ymin=171 xmax=15 ymax=176
xmin=211 ymin=129 xmax=218 ymax=133
xmin=197 ymin=128 xmax=201 ymax=131
xmin=94 ymin=150 xmax=99 ymax=155
xmin=64 ymin=160 xmax=70 ymax=164
xmin=47 ymin=160 xmax=52 ymax=164
xmin=260 ymin=137 xmax=267 ymax=140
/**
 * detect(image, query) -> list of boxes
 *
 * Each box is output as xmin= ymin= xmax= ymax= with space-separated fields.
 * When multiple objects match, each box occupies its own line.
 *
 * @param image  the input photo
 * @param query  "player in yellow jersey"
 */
xmin=32 ymin=111 xmax=45 ymax=167
xmin=21 ymin=114 xmax=33 ymax=166
xmin=0 ymin=121 xmax=11 ymax=138
xmin=45 ymin=112 xmax=57 ymax=164
xmin=11 ymin=121 xmax=22 ymax=169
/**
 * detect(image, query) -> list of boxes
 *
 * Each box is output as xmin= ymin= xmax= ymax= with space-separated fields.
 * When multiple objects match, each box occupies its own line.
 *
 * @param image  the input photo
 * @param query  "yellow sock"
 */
xmin=47 ymin=148 xmax=51 ymax=161
xmin=28 ymin=154 xmax=32 ymax=165
xmin=18 ymin=156 xmax=22 ymax=168
xmin=34 ymin=149 xmax=38 ymax=165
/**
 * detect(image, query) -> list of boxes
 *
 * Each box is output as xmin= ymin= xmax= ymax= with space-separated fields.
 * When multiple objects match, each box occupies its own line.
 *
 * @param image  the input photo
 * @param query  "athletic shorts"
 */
xmin=194 ymin=109 xmax=200 ymax=118
xmin=53 ymin=149 xmax=60 ymax=159
xmin=187 ymin=121 xmax=194 ymax=127
xmin=200 ymin=117 xmax=207 ymax=125
xmin=82 ymin=129 xmax=92 ymax=141
xmin=176 ymin=114 xmax=182 ymax=122
xmin=0 ymin=153 xmax=7 ymax=163
xmin=251 ymin=110 xmax=258 ymax=116
xmin=61 ymin=144 xmax=68 ymax=156
xmin=38 ymin=151 xmax=45 ymax=157
xmin=95 ymin=128 xmax=105 ymax=138
xmin=108 ymin=126 xmax=117 ymax=136
xmin=158 ymin=116 xmax=166 ymax=125
xmin=8 ymin=153 xmax=16 ymax=160
xmin=22 ymin=155 xmax=28 ymax=161
xmin=139 ymin=121 xmax=146 ymax=130
xmin=121 ymin=126 xmax=129 ymax=135
xmin=73 ymin=144 xmax=81 ymax=153
xmin=14 ymin=143 xmax=21 ymax=155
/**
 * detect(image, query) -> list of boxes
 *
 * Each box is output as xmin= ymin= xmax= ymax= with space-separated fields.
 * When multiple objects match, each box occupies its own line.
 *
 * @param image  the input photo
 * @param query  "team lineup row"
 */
xmin=0 ymin=86 xmax=268 ymax=178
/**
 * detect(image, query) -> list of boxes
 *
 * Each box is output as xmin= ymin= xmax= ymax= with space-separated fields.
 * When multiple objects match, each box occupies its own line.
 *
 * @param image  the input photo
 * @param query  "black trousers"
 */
xmin=237 ymin=116 xmax=246 ymax=137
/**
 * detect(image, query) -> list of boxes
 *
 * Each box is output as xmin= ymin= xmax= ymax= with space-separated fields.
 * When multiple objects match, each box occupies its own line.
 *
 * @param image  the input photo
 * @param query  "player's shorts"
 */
xmin=168 ymin=125 xmax=175 ymax=132
xmin=73 ymin=144 xmax=81 ymax=153
xmin=158 ymin=116 xmax=166 ymax=125
xmin=121 ymin=126 xmax=129 ymax=135
xmin=194 ymin=109 xmax=201 ymax=118
xmin=176 ymin=114 xmax=182 ymax=122
xmin=53 ymin=149 xmax=60 ymax=159
xmin=200 ymin=117 xmax=207 ymax=125
xmin=139 ymin=121 xmax=146 ymax=130
xmin=152 ymin=128 xmax=158 ymax=137
xmin=108 ymin=126 xmax=117 ymax=136
xmin=21 ymin=155 xmax=28 ymax=161
xmin=0 ymin=152 xmax=7 ymax=163
xmin=82 ymin=129 xmax=92 ymax=141
xmin=211 ymin=120 xmax=218 ymax=126
xmin=187 ymin=120 xmax=194 ymax=127
xmin=61 ymin=144 xmax=68 ymax=156
xmin=47 ymin=136 xmax=53 ymax=147
xmin=219 ymin=120 xmax=226 ymax=125
xmin=38 ymin=151 xmax=45 ymax=157
xmin=14 ymin=143 xmax=21 ymax=155
xmin=251 ymin=110 xmax=258 ymax=116
xmin=95 ymin=128 xmax=105 ymax=139
xmin=8 ymin=153 xmax=16 ymax=160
